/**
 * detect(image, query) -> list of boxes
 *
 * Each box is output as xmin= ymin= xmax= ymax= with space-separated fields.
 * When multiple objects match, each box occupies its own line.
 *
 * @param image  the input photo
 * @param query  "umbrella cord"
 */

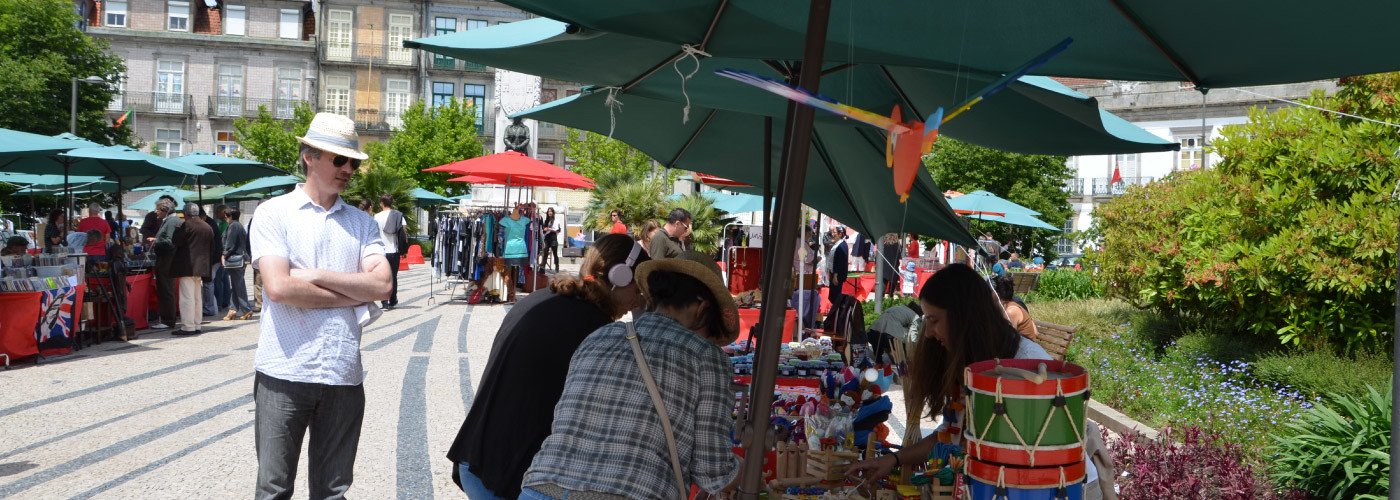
xmin=673 ymin=44 xmax=711 ymax=124
xmin=953 ymin=4 xmax=972 ymax=103
xmin=601 ymin=86 xmax=623 ymax=138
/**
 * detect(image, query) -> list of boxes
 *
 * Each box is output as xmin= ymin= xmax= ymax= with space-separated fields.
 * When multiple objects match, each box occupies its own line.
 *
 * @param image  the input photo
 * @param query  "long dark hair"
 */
xmin=47 ymin=208 xmax=64 ymax=226
xmin=544 ymin=208 xmax=555 ymax=228
xmin=909 ymin=264 xmax=1023 ymax=419
xmin=646 ymin=269 xmax=724 ymax=340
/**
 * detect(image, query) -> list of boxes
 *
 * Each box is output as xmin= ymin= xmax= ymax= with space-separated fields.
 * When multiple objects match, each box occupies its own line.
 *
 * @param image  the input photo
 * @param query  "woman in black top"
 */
xmin=448 ymin=233 xmax=650 ymax=499
xmin=43 ymin=209 xmax=64 ymax=253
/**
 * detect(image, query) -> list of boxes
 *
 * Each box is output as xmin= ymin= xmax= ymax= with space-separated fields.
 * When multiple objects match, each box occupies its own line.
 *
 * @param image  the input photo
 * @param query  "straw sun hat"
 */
xmin=635 ymin=250 xmax=740 ymax=345
xmin=296 ymin=113 xmax=369 ymax=160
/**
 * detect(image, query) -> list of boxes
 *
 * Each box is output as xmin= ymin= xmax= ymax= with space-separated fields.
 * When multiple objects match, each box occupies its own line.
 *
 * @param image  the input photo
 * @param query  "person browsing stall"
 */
xmin=521 ymin=251 xmax=742 ymax=500
xmin=249 ymin=113 xmax=392 ymax=500
xmin=648 ymin=208 xmax=691 ymax=259
xmin=171 ymin=203 xmax=214 ymax=336
xmin=77 ymin=203 xmax=111 ymax=258
xmin=447 ymin=234 xmax=650 ymax=499
xmin=1 ymin=236 xmax=28 ymax=256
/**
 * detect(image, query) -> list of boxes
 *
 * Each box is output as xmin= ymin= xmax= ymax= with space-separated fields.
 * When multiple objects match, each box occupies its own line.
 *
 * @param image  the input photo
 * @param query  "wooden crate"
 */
xmin=807 ymin=449 xmax=860 ymax=481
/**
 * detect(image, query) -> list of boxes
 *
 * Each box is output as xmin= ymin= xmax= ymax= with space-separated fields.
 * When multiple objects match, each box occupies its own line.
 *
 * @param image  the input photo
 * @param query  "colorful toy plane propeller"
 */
xmin=715 ymin=38 xmax=1072 ymax=203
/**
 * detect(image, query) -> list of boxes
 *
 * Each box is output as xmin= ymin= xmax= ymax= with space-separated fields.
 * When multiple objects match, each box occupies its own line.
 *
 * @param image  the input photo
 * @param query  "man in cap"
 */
xmin=249 ymin=113 xmax=392 ymax=499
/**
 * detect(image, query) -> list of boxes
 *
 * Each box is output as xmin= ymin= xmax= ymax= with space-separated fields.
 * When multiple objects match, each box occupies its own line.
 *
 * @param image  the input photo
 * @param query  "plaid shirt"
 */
xmin=523 ymin=313 xmax=740 ymax=498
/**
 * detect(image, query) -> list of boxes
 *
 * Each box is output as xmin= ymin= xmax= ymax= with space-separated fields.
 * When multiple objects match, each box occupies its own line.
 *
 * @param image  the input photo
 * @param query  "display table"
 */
xmin=841 ymin=275 xmax=873 ymax=302
xmin=125 ymin=273 xmax=152 ymax=330
xmin=736 ymin=308 xmax=797 ymax=343
xmin=0 ymin=285 xmax=85 ymax=362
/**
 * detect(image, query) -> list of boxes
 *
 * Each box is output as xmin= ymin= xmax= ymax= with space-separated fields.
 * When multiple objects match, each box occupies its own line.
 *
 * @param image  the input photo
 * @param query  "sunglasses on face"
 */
xmin=332 ymin=155 xmax=362 ymax=169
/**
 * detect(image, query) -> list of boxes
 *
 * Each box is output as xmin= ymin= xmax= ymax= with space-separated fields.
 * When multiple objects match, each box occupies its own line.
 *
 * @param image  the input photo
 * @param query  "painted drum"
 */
xmin=965 ymin=457 xmax=1086 ymax=500
xmin=963 ymin=431 xmax=1083 ymax=468
xmin=963 ymin=359 xmax=1090 ymax=455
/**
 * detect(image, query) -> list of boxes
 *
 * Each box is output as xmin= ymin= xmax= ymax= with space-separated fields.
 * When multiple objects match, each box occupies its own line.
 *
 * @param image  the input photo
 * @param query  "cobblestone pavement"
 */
xmin=0 ymin=262 xmax=929 ymax=499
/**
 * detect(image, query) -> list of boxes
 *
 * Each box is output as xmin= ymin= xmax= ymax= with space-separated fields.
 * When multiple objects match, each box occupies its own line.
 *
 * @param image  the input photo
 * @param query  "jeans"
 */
xmin=384 ymin=253 xmax=400 ymax=307
xmin=541 ymin=242 xmax=559 ymax=272
xmin=254 ymin=372 xmax=365 ymax=500
xmin=518 ymin=489 xmax=563 ymax=500
xmin=456 ymin=462 xmax=508 ymax=500
xmin=202 ymin=264 xmax=220 ymax=316
xmin=227 ymin=265 xmax=253 ymax=315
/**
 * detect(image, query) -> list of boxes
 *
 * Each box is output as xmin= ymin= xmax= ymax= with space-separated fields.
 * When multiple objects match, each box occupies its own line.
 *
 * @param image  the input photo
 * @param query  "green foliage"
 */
xmin=1024 ymin=270 xmax=1101 ymax=302
xmin=922 ymin=138 xmax=1072 ymax=260
xmin=583 ymin=171 xmax=666 ymax=233
xmin=668 ymin=192 xmax=732 ymax=254
xmin=861 ymin=295 xmax=915 ymax=330
xmin=1085 ymin=73 xmax=1400 ymax=349
xmin=365 ymin=99 xmax=484 ymax=197
xmin=346 ymin=163 xmax=419 ymax=234
xmin=232 ymin=103 xmax=314 ymax=172
xmin=0 ymin=0 xmax=135 ymax=146
xmin=1268 ymin=385 xmax=1391 ymax=499
xmin=563 ymin=128 xmax=657 ymax=183
xmin=1252 ymin=347 xmax=1392 ymax=402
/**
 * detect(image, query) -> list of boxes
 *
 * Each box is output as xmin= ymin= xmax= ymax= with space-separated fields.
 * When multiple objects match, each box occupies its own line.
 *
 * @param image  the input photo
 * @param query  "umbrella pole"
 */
xmin=739 ymin=1 xmax=832 ymax=498
xmin=762 ymin=116 xmax=773 ymax=283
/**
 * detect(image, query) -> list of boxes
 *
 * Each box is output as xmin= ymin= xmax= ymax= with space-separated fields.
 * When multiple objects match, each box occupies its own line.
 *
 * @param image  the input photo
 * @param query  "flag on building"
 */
xmin=1110 ymin=166 xmax=1123 ymax=184
xmin=114 ymin=109 xmax=132 ymax=128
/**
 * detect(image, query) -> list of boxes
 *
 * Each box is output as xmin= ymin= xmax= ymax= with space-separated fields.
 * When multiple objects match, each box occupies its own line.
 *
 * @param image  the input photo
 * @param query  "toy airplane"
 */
xmin=715 ymin=38 xmax=1071 ymax=203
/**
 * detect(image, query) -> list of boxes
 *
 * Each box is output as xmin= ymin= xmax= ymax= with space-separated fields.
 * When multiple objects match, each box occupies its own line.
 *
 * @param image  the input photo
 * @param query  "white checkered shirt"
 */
xmin=522 ymin=313 xmax=741 ymax=498
xmin=250 ymin=184 xmax=385 ymax=386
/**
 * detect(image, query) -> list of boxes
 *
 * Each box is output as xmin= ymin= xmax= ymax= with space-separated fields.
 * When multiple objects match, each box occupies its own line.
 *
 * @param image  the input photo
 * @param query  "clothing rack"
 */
xmin=428 ymin=204 xmax=544 ymax=305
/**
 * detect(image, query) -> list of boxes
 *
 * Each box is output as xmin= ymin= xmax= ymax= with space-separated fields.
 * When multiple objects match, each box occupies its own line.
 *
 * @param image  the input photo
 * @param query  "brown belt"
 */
xmin=528 ymin=483 xmax=631 ymax=500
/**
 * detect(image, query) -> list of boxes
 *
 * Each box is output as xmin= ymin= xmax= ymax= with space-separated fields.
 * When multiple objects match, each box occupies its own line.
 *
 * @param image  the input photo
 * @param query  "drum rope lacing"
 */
xmin=968 ymin=361 xmax=1087 ymax=468
xmin=989 ymin=463 xmax=1071 ymax=500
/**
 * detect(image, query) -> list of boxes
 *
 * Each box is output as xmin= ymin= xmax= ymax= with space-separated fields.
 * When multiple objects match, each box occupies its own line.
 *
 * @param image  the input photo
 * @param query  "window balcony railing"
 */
xmin=320 ymin=41 xmax=416 ymax=66
xmin=1063 ymin=178 xmax=1087 ymax=195
xmin=429 ymin=56 xmax=491 ymax=72
xmin=1087 ymin=176 xmax=1155 ymax=196
xmin=110 ymin=91 xmax=194 ymax=116
xmin=352 ymin=108 xmax=404 ymax=131
xmin=208 ymin=96 xmax=307 ymax=119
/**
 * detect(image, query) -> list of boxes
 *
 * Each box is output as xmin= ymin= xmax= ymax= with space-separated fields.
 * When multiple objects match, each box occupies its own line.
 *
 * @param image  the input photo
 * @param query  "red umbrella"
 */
xmin=425 ymin=151 xmax=595 ymax=189
xmin=447 ymin=173 xmax=593 ymax=190
xmin=692 ymin=172 xmax=752 ymax=188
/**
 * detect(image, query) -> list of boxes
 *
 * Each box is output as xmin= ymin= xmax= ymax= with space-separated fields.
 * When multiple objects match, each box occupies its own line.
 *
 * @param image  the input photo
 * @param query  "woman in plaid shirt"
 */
xmin=521 ymin=251 xmax=743 ymax=500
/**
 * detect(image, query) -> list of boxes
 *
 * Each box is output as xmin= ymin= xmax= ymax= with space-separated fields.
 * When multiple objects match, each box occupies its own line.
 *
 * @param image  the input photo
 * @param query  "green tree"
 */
xmin=563 ymin=128 xmax=657 ymax=182
xmin=346 ymin=163 xmax=419 ymax=234
xmin=366 ymin=99 xmax=484 ymax=196
xmin=0 ymin=0 xmax=135 ymax=146
xmin=232 ymin=102 xmax=315 ymax=172
xmin=583 ymin=171 xmax=666 ymax=233
xmin=668 ymin=193 xmax=733 ymax=254
xmin=1085 ymin=73 xmax=1400 ymax=348
xmin=922 ymin=138 xmax=1073 ymax=259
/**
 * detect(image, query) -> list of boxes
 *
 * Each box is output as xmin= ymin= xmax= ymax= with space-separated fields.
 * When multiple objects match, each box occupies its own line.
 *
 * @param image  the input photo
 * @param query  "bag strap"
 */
xmin=625 ymin=321 xmax=688 ymax=498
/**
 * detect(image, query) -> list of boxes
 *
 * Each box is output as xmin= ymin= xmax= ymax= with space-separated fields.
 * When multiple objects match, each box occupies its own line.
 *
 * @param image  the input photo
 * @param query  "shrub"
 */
xmin=1108 ymin=425 xmax=1304 ymax=500
xmin=1084 ymin=73 xmax=1400 ymax=349
xmin=1252 ymin=347 xmax=1391 ymax=401
xmin=862 ymin=296 xmax=914 ymax=329
xmin=1025 ymin=269 xmax=1100 ymax=302
xmin=415 ymin=239 xmax=433 ymax=258
xmin=1268 ymin=385 xmax=1391 ymax=499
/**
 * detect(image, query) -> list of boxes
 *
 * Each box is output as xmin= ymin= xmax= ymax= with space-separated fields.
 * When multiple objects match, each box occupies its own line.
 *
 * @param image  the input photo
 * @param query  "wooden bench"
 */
xmin=1032 ymin=320 xmax=1076 ymax=362
xmin=1010 ymin=271 xmax=1040 ymax=295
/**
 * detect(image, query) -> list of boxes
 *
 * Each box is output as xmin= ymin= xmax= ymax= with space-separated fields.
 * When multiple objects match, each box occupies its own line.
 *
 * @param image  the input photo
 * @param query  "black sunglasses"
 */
xmin=332 ymin=155 xmax=362 ymax=169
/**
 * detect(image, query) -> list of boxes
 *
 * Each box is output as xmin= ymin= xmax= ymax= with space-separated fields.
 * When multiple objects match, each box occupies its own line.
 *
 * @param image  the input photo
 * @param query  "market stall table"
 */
xmin=0 ymin=285 xmax=85 ymax=363
xmin=736 ymin=307 xmax=797 ymax=343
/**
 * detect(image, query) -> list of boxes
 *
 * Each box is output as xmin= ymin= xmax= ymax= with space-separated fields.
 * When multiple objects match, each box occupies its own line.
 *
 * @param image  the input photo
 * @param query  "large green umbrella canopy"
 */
xmin=410 ymin=187 xmax=455 ymax=208
xmin=491 ymin=0 xmax=1400 ymax=89
xmin=946 ymin=190 xmax=1042 ymax=216
xmin=128 ymin=188 xmax=197 ymax=211
xmin=969 ymin=212 xmax=1059 ymax=231
xmin=0 ymin=173 xmax=109 ymax=188
xmin=407 ymin=19 xmax=1177 ymax=156
xmin=200 ymin=184 xmax=273 ymax=203
xmin=217 ymin=175 xmax=303 ymax=199
xmin=45 ymin=146 xmax=214 ymax=189
xmin=0 ymin=129 xmax=102 ymax=167
xmin=518 ymin=90 xmax=977 ymax=246
xmin=174 ymin=151 xmax=289 ymax=184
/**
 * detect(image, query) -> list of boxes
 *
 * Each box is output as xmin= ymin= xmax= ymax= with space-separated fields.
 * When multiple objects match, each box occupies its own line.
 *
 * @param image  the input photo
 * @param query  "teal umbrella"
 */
xmin=518 ymin=90 xmax=977 ymax=245
xmin=407 ymin=19 xmax=1177 ymax=156
xmin=201 ymin=184 xmax=272 ymax=202
xmin=946 ymin=190 xmax=1042 ymax=217
xmin=710 ymin=192 xmax=768 ymax=214
xmin=128 ymin=188 xmax=196 ymax=211
xmin=0 ymin=129 xmax=102 ymax=166
xmin=0 ymin=173 xmax=109 ymax=187
xmin=217 ymin=175 xmax=303 ymax=199
xmin=492 ymin=0 xmax=1400 ymax=89
xmin=174 ymin=151 xmax=290 ymax=202
xmin=410 ymin=187 xmax=455 ymax=207
xmin=968 ymin=212 xmax=1059 ymax=231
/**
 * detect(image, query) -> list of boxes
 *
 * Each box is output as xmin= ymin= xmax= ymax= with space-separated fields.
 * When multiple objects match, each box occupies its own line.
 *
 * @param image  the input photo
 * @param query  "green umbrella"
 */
xmin=519 ymin=89 xmax=977 ymax=245
xmin=0 ymin=173 xmax=109 ymax=188
xmin=217 ymin=175 xmax=303 ymax=199
xmin=407 ymin=18 xmax=1177 ymax=156
xmin=174 ymin=151 xmax=290 ymax=202
xmin=946 ymin=190 xmax=1042 ymax=216
xmin=0 ymin=129 xmax=102 ymax=166
xmin=969 ymin=212 xmax=1059 ymax=231
xmin=128 ymin=188 xmax=197 ymax=211
xmin=492 ymin=0 xmax=1400 ymax=89
xmin=200 ymin=184 xmax=271 ymax=202
xmin=410 ymin=187 xmax=454 ymax=208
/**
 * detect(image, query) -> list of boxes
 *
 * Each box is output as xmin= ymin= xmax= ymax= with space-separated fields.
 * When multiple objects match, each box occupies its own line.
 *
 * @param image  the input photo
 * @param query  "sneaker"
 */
xmin=150 ymin=322 xmax=170 ymax=330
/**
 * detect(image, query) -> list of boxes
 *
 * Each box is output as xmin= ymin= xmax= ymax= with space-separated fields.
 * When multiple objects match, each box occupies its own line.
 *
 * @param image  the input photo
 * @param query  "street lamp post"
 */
xmin=68 ymin=76 xmax=106 ymax=235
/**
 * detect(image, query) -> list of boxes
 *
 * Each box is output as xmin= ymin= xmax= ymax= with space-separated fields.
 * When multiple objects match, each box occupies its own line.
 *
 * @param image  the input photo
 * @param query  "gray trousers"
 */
xmin=254 ymin=372 xmax=365 ymax=500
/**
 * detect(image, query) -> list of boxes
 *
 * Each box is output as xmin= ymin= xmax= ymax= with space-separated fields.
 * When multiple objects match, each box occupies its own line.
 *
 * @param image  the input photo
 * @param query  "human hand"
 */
xmin=845 ymin=454 xmax=897 ymax=485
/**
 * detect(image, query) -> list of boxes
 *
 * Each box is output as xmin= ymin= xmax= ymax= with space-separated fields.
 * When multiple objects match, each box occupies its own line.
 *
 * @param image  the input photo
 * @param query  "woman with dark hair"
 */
xmin=520 ymin=251 xmax=742 ymax=500
xmin=846 ymin=264 xmax=1049 ymax=481
xmin=638 ymin=219 xmax=662 ymax=256
xmin=540 ymin=207 xmax=561 ymax=272
xmin=43 ymin=209 xmax=65 ymax=253
xmin=993 ymin=273 xmax=1038 ymax=339
xmin=448 ymin=233 xmax=650 ymax=500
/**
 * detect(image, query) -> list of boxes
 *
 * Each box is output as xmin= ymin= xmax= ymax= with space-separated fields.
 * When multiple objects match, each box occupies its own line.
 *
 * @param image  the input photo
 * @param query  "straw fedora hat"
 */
xmin=296 ymin=113 xmax=368 ymax=160
xmin=635 ymin=250 xmax=740 ymax=345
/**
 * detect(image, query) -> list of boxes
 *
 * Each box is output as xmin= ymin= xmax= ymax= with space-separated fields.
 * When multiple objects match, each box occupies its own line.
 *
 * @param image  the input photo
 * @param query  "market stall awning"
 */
xmin=427 ymin=151 xmax=596 ymax=190
xmin=945 ymin=190 xmax=1042 ymax=217
xmin=216 ymin=175 xmax=303 ymax=199
xmin=174 ymin=151 xmax=289 ymax=184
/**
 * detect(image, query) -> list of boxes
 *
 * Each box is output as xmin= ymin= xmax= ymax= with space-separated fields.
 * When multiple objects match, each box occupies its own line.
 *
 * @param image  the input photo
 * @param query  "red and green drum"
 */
xmin=961 ymin=359 xmax=1090 ymax=467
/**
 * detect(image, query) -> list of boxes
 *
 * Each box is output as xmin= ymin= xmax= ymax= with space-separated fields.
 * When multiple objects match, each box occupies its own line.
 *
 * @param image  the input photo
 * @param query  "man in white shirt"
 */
xmin=373 ymin=193 xmax=404 ymax=310
xmin=249 ymin=113 xmax=392 ymax=500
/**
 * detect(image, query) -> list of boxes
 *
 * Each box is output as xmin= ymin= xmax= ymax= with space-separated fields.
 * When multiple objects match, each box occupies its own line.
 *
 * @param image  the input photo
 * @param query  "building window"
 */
xmin=433 ymin=17 xmax=457 ymax=69
xmin=216 ymin=131 xmax=240 ymax=156
xmin=1113 ymin=153 xmax=1139 ymax=180
xmin=463 ymin=84 xmax=485 ymax=126
xmin=387 ymin=14 xmax=414 ymax=65
xmin=155 ymin=128 xmax=182 ymax=158
xmin=324 ymin=75 xmax=350 ymax=117
xmin=385 ymin=79 xmax=410 ymax=129
xmin=432 ymin=82 xmax=454 ymax=108
xmin=167 ymin=1 xmax=189 ymax=31
xmin=224 ymin=5 xmax=245 ymax=35
xmin=538 ymin=152 xmax=555 ymax=164
xmin=541 ymin=88 xmax=557 ymax=103
xmin=279 ymin=9 xmax=300 ymax=39
xmin=108 ymin=71 xmax=126 ymax=111
xmin=466 ymin=19 xmax=488 ymax=30
xmin=105 ymin=0 xmax=127 ymax=27
xmin=276 ymin=68 xmax=301 ymax=119
xmin=565 ymin=89 xmax=580 ymax=97
xmin=1178 ymin=137 xmax=1203 ymax=171
xmin=1053 ymin=219 xmax=1076 ymax=255
xmin=326 ymin=10 xmax=352 ymax=61
xmin=215 ymin=64 xmax=243 ymax=116
xmin=155 ymin=60 xmax=185 ymax=113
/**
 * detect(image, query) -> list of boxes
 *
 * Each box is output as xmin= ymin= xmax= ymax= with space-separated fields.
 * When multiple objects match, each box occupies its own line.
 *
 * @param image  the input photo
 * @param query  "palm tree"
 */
xmin=584 ymin=171 xmax=666 ymax=234
xmin=347 ymin=163 xmax=420 ymax=233
xmin=669 ymin=193 xmax=734 ymax=254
